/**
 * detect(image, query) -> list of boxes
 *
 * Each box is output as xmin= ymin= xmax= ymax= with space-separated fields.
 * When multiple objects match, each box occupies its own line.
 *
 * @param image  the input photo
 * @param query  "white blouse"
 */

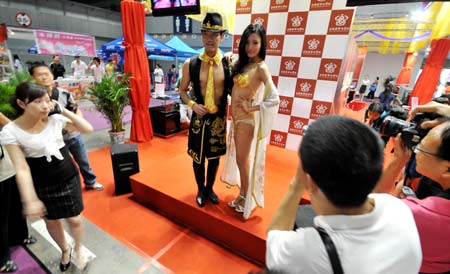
xmin=0 ymin=115 xmax=69 ymax=162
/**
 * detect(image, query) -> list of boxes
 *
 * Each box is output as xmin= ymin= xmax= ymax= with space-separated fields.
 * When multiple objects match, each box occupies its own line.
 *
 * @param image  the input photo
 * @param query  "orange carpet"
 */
xmin=84 ymin=133 xmax=299 ymax=273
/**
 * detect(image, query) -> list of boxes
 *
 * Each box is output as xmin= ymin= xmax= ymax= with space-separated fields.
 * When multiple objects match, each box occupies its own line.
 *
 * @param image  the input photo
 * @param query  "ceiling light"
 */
xmin=411 ymin=10 xmax=427 ymax=22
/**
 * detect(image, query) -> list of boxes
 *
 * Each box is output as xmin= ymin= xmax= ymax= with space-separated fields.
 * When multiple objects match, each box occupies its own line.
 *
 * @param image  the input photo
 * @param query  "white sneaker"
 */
xmin=85 ymin=182 xmax=104 ymax=190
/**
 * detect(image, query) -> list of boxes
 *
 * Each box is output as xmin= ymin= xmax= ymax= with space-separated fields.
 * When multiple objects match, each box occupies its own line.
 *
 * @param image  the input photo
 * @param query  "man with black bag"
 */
xmin=266 ymin=116 xmax=421 ymax=274
xmin=178 ymin=12 xmax=232 ymax=207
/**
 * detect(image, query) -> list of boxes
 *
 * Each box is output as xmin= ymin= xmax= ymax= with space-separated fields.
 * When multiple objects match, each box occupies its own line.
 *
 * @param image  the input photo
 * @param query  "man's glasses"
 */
xmin=413 ymin=144 xmax=440 ymax=158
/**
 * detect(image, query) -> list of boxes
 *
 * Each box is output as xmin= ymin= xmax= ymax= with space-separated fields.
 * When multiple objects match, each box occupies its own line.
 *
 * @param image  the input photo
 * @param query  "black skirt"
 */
xmin=26 ymin=146 xmax=83 ymax=220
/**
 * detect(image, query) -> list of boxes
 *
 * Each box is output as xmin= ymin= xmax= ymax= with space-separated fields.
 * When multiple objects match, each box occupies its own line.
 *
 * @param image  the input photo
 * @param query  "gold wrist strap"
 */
xmin=188 ymin=100 xmax=196 ymax=108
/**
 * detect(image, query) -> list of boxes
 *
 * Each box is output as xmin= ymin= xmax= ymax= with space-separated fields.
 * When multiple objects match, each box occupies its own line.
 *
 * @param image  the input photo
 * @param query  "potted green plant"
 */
xmin=0 ymin=71 xmax=32 ymax=119
xmin=85 ymin=73 xmax=130 ymax=144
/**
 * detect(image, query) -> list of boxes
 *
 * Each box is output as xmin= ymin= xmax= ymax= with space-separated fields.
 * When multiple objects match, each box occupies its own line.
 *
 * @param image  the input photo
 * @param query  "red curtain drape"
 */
xmin=396 ymin=52 xmax=417 ymax=85
xmin=409 ymin=38 xmax=450 ymax=106
xmin=121 ymin=0 xmax=153 ymax=142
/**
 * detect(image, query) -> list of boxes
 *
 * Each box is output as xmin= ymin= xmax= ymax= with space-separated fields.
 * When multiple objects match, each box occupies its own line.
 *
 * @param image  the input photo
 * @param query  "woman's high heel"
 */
xmin=228 ymin=195 xmax=245 ymax=213
xmin=59 ymin=247 xmax=72 ymax=272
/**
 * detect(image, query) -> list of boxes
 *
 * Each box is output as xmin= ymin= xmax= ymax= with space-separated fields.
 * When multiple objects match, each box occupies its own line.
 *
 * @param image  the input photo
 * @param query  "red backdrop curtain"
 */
xmin=121 ymin=0 xmax=153 ymax=142
xmin=396 ymin=52 xmax=417 ymax=85
xmin=409 ymin=38 xmax=450 ymax=106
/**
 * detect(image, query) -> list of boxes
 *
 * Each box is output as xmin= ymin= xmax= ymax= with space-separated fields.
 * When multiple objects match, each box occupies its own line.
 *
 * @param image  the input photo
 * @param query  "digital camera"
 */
xmin=379 ymin=112 xmax=441 ymax=149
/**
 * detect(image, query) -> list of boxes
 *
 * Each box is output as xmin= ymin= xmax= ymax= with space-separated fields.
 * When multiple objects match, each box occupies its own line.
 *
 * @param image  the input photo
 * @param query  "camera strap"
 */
xmin=315 ymin=226 xmax=344 ymax=274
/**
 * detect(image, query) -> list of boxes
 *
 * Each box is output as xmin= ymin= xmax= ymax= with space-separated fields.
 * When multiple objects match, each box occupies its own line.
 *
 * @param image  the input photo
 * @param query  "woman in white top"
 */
xmin=0 ymin=83 xmax=93 ymax=272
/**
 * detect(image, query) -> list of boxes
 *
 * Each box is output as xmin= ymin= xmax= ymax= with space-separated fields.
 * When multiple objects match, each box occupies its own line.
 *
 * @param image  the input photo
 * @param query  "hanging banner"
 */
xmin=34 ymin=30 xmax=96 ymax=56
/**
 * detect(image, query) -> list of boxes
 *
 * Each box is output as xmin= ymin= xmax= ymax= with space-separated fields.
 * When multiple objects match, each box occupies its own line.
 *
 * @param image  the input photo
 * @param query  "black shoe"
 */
xmin=207 ymin=189 xmax=219 ymax=205
xmin=59 ymin=248 xmax=72 ymax=272
xmin=0 ymin=260 xmax=18 ymax=273
xmin=196 ymin=190 xmax=206 ymax=207
xmin=23 ymin=235 xmax=37 ymax=245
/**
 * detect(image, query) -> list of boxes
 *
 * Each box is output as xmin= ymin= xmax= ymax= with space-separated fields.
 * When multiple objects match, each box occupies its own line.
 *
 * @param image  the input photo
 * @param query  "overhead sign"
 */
xmin=173 ymin=16 xmax=192 ymax=34
xmin=34 ymin=30 xmax=96 ymax=56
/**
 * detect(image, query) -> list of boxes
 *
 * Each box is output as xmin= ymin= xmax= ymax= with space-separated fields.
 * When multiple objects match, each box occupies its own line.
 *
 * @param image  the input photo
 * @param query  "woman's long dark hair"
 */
xmin=233 ymin=23 xmax=266 ymax=77
xmin=11 ymin=82 xmax=48 ymax=117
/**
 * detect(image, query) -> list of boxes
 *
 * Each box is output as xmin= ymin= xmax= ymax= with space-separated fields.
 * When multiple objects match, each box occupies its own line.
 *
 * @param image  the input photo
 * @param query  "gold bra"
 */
xmin=233 ymin=73 xmax=250 ymax=88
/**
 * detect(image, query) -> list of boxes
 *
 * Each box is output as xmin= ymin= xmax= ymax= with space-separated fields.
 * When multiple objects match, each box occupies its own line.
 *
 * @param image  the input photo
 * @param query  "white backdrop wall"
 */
xmin=358 ymin=52 xmax=425 ymax=96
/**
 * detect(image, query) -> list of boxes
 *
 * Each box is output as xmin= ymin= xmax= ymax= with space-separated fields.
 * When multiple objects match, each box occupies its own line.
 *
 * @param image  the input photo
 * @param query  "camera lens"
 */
xmin=379 ymin=116 xmax=411 ymax=137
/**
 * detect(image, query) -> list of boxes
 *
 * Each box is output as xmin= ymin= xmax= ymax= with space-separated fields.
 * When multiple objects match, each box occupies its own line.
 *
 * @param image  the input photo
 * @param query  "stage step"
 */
xmin=130 ymin=144 xmax=300 ymax=265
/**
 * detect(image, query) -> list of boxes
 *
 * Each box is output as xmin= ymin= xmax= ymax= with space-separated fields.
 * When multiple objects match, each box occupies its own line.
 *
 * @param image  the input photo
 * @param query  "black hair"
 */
xmin=437 ymin=124 xmax=450 ymax=161
xmin=368 ymin=102 xmax=384 ymax=114
xmin=93 ymin=57 xmax=100 ymax=63
xmin=11 ymin=82 xmax=48 ymax=117
xmin=233 ymin=23 xmax=267 ymax=77
xmin=13 ymin=54 xmax=19 ymax=60
xmin=299 ymin=116 xmax=384 ymax=207
xmin=28 ymin=61 xmax=50 ymax=76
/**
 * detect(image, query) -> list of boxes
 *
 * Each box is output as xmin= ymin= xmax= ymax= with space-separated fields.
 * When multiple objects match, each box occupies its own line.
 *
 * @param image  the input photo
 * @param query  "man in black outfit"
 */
xmin=49 ymin=55 xmax=65 ymax=80
xmin=178 ymin=12 xmax=232 ymax=207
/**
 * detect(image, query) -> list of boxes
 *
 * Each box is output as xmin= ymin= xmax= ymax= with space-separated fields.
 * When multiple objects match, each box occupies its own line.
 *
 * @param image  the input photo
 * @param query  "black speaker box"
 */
xmin=110 ymin=144 xmax=139 ymax=195
xmin=149 ymin=103 xmax=181 ymax=137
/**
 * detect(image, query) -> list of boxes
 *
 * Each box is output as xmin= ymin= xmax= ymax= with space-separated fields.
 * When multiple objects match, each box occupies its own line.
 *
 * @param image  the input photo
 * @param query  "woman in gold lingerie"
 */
xmin=221 ymin=23 xmax=280 ymax=220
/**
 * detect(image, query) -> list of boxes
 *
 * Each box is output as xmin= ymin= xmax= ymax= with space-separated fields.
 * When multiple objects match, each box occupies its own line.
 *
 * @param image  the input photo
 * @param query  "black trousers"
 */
xmin=0 ymin=176 xmax=28 ymax=266
xmin=7 ymin=178 xmax=28 ymax=246
xmin=0 ymin=176 xmax=13 ymax=266
xmin=192 ymin=158 xmax=220 ymax=191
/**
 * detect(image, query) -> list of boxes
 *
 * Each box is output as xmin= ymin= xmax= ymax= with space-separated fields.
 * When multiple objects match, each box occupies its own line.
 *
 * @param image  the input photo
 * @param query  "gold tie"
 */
xmin=200 ymin=51 xmax=222 ymax=114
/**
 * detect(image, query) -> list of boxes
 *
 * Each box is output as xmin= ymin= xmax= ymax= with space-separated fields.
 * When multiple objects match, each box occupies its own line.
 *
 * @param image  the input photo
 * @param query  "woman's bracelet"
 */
xmin=188 ymin=100 xmax=196 ymax=108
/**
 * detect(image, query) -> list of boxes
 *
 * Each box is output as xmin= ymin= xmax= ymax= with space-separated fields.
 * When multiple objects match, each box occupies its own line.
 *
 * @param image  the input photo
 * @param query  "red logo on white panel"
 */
xmin=310 ymin=100 xmax=332 ymax=119
xmin=233 ymin=35 xmax=241 ymax=54
xmin=301 ymin=35 xmax=326 ymax=58
xmin=328 ymin=10 xmax=354 ymax=34
xmin=270 ymin=0 xmax=290 ymax=13
xmin=289 ymin=117 xmax=309 ymax=136
xmin=266 ymin=35 xmax=284 ymax=56
xmin=279 ymin=57 xmax=300 ymax=78
xmin=16 ymin=12 xmax=32 ymax=27
xmin=270 ymin=130 xmax=288 ymax=148
xmin=295 ymin=78 xmax=316 ymax=99
xmin=318 ymin=58 xmax=342 ymax=82
xmin=286 ymin=12 xmax=308 ymax=35
xmin=251 ymin=14 xmax=268 ymax=31
xmin=272 ymin=76 xmax=279 ymax=87
xmin=310 ymin=0 xmax=333 ymax=11
xmin=278 ymin=95 xmax=294 ymax=115
xmin=236 ymin=0 xmax=252 ymax=14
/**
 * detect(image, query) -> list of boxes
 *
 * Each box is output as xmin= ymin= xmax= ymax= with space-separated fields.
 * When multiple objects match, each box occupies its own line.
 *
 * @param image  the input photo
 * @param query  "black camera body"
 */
xmin=379 ymin=112 xmax=441 ymax=149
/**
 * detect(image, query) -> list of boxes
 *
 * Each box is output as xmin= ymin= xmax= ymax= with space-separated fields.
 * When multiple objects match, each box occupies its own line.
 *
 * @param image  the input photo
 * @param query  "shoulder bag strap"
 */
xmin=315 ymin=226 xmax=344 ymax=274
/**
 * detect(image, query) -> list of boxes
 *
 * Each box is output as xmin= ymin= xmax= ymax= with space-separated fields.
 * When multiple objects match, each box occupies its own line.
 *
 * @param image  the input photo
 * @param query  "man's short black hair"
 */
xmin=368 ymin=102 xmax=384 ymax=114
xmin=438 ymin=124 xmax=450 ymax=161
xmin=299 ymin=116 xmax=384 ymax=207
xmin=29 ymin=61 xmax=49 ymax=76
